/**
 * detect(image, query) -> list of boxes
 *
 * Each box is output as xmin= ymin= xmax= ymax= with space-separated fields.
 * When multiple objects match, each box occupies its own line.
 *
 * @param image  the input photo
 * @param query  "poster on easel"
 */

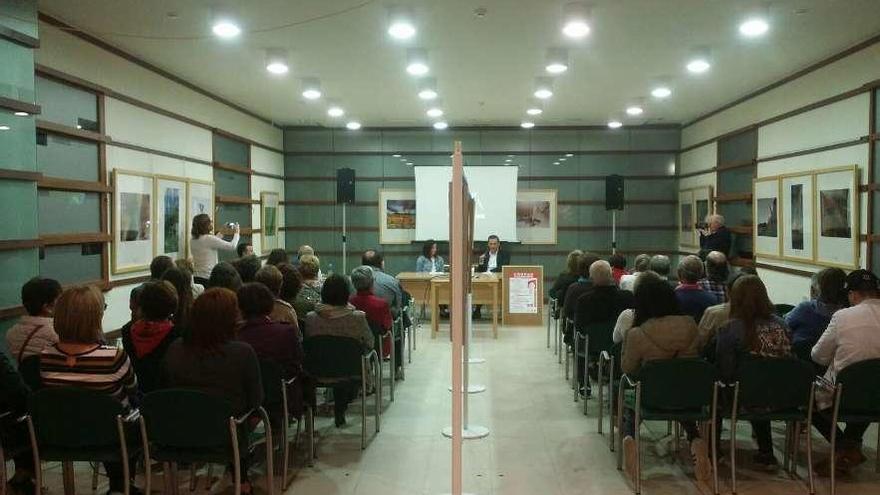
xmin=501 ymin=265 xmax=544 ymax=326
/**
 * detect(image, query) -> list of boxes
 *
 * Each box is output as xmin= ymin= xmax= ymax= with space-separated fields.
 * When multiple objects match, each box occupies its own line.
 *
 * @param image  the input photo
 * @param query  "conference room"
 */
xmin=2 ymin=1 xmax=880 ymax=495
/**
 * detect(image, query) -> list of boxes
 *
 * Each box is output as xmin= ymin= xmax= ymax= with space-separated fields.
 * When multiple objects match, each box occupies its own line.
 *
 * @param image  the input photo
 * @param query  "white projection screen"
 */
xmin=414 ymin=166 xmax=518 ymax=241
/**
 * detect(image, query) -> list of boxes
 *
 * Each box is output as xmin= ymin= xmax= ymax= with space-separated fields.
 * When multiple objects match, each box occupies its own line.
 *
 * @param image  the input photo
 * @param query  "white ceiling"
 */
xmin=38 ymin=0 xmax=880 ymax=128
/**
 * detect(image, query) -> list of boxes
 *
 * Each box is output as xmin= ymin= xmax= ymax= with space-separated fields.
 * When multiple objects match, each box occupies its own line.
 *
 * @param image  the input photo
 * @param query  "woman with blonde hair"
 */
xmin=294 ymin=254 xmax=322 ymax=317
xmin=549 ymin=249 xmax=583 ymax=303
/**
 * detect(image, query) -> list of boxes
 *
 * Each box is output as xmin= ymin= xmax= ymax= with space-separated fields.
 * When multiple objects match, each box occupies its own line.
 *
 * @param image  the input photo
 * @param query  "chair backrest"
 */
xmin=141 ymin=389 xmax=235 ymax=450
xmin=583 ymin=320 xmax=616 ymax=355
xmin=259 ymin=360 xmax=284 ymax=410
xmin=18 ymin=355 xmax=42 ymax=391
xmin=639 ymin=358 xmax=718 ymax=410
xmin=29 ymin=387 xmax=124 ymax=448
xmin=837 ymin=358 xmax=880 ymax=414
xmin=773 ymin=304 xmax=795 ymax=317
xmin=303 ymin=336 xmax=364 ymax=379
xmin=735 ymin=357 xmax=814 ymax=411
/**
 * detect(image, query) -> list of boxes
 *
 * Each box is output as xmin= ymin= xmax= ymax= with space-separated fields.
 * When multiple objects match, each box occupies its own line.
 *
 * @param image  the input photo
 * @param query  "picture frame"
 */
xmin=516 ymin=189 xmax=558 ymax=244
xmin=112 ymin=169 xmax=155 ymax=274
xmin=781 ymin=172 xmax=815 ymax=263
xmin=678 ymin=189 xmax=695 ymax=247
xmin=753 ymin=176 xmax=782 ymax=258
xmin=379 ymin=189 xmax=416 ymax=244
xmin=186 ymin=179 xmax=215 ymax=258
xmin=154 ymin=176 xmax=187 ymax=261
xmin=260 ymin=191 xmax=280 ymax=253
xmin=815 ymin=165 xmax=859 ymax=269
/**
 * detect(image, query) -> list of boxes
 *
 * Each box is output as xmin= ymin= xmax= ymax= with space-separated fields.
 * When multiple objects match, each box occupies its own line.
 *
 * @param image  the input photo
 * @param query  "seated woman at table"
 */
xmin=416 ymin=239 xmax=444 ymax=273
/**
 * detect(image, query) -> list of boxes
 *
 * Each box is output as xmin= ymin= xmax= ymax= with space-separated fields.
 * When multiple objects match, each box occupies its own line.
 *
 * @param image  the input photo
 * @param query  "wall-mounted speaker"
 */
xmin=336 ymin=168 xmax=355 ymax=204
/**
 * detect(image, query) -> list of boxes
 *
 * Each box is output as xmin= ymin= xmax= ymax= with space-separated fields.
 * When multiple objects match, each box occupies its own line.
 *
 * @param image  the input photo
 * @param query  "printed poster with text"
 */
xmin=508 ymin=272 xmax=538 ymax=314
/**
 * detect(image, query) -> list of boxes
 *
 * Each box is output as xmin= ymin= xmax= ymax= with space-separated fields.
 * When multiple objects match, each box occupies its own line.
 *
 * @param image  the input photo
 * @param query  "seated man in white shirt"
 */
xmin=473 ymin=235 xmax=510 ymax=318
xmin=811 ymin=269 xmax=880 ymax=475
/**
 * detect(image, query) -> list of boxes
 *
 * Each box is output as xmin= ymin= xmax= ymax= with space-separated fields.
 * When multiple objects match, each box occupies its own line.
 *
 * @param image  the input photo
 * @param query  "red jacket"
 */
xmin=350 ymin=290 xmax=393 ymax=357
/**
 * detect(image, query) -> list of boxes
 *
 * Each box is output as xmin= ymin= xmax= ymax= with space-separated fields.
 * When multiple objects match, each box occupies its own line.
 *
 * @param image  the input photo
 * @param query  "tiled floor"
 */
xmin=33 ymin=319 xmax=878 ymax=494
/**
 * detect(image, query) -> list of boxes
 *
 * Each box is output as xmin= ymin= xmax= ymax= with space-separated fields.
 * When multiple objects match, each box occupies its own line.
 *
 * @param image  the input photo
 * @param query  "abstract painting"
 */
xmin=120 ymin=192 xmax=151 ymax=241
xmin=757 ymin=198 xmax=778 ymax=237
xmin=820 ymin=188 xmax=851 ymax=238
xmin=163 ymin=187 xmax=180 ymax=253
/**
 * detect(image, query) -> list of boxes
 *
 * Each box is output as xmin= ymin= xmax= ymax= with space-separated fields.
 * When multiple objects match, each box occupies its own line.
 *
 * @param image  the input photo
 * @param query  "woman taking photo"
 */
xmin=416 ymin=240 xmax=444 ymax=273
xmin=190 ymin=213 xmax=240 ymax=286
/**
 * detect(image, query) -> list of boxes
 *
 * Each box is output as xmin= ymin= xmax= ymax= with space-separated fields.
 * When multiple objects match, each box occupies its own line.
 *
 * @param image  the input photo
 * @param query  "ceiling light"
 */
xmin=346 ymin=121 xmax=361 ymax=130
xmin=686 ymin=48 xmax=712 ymax=74
xmin=527 ymin=107 xmax=543 ymax=116
xmin=418 ymin=89 xmax=437 ymax=100
xmin=212 ymin=20 xmax=241 ymax=39
xmin=545 ymin=48 xmax=569 ymax=74
xmin=546 ymin=62 xmax=568 ymax=74
xmin=265 ymin=49 xmax=289 ymax=75
xmin=534 ymin=88 xmax=553 ymax=99
xmin=739 ymin=17 xmax=769 ymax=37
xmin=0 ymin=125 xmax=10 ymax=131
xmin=534 ymin=77 xmax=554 ymax=99
xmin=559 ymin=158 xmax=566 ymax=161
xmin=406 ymin=48 xmax=429 ymax=76
xmin=565 ymin=153 xmax=574 ymax=157
xmin=392 ymin=154 xmax=402 ymax=158
xmin=562 ymin=2 xmax=591 ymax=38
xmin=387 ymin=7 xmax=417 ymax=40
xmin=433 ymin=121 xmax=448 ymax=130
xmin=406 ymin=162 xmax=414 ymax=165
xmin=626 ymin=105 xmax=644 ymax=116
xmin=607 ymin=120 xmax=623 ymax=129
xmin=301 ymin=78 xmax=322 ymax=100
xmin=327 ymin=106 xmax=345 ymax=117
xmin=418 ymin=77 xmax=438 ymax=100
xmin=553 ymin=161 xmax=560 ymax=165
xmin=426 ymin=107 xmax=443 ymax=118
xmin=651 ymin=86 xmax=672 ymax=98
xmin=13 ymin=111 xmax=28 ymax=116
xmin=521 ymin=121 xmax=535 ymax=129
xmin=266 ymin=62 xmax=288 ymax=74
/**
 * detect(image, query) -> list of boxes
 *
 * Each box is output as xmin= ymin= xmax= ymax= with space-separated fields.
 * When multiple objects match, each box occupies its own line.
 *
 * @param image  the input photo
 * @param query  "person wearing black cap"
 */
xmin=811 ymin=269 xmax=880 ymax=475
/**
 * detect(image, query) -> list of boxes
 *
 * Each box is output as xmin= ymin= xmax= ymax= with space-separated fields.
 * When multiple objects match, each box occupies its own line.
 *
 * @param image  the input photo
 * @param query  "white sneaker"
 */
xmin=691 ymin=438 xmax=711 ymax=482
xmin=623 ymin=435 xmax=637 ymax=482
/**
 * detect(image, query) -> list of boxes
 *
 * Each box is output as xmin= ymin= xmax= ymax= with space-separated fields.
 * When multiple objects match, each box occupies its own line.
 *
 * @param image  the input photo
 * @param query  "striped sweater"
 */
xmin=39 ymin=344 xmax=139 ymax=409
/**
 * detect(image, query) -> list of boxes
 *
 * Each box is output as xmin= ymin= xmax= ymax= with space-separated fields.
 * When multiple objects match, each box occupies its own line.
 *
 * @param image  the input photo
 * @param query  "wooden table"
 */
xmin=397 ymin=272 xmax=501 ymax=339
xmin=397 ymin=272 xmax=435 ymax=306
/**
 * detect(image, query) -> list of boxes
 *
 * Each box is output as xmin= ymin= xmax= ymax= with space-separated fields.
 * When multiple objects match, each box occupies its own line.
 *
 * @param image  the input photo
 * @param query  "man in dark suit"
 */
xmin=698 ymin=214 xmax=732 ymax=259
xmin=473 ymin=235 xmax=510 ymax=319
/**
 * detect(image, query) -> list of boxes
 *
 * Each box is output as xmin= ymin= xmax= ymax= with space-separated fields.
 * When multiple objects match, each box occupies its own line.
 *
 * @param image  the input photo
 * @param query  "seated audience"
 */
xmin=277 ymin=263 xmax=304 ymax=308
xmin=620 ymin=276 xmax=707 ymax=481
xmin=609 ymin=253 xmax=628 ymax=284
xmin=697 ymin=272 xmax=747 ymax=356
xmin=619 ymin=254 xmax=650 ymax=292
xmin=234 ymin=254 xmax=262 ymax=283
xmin=161 ymin=267 xmax=194 ymax=331
xmin=416 ymin=239 xmax=445 ymax=273
xmin=237 ymin=283 xmax=303 ymax=376
xmin=362 ymin=249 xmax=403 ymax=317
xmin=612 ymin=271 xmax=661 ymax=344
xmin=266 ymin=248 xmax=289 ymax=266
xmin=175 ymin=258 xmax=204 ymax=297
xmin=122 ymin=281 xmax=181 ymax=393
xmin=561 ymin=252 xmax=601 ymax=333
xmin=549 ymin=249 xmax=583 ymax=303
xmin=165 ymin=288 xmax=262 ymax=494
xmin=254 ymin=265 xmax=299 ymax=328
xmin=675 ymin=255 xmax=717 ymax=323
xmin=208 ymin=261 xmax=243 ymax=291
xmin=349 ymin=266 xmax=393 ymax=358
xmin=810 ymin=269 xmax=880 ymax=475
xmin=295 ymin=245 xmax=314 ymax=266
xmin=786 ymin=267 xmax=847 ymax=349
xmin=574 ymin=260 xmax=634 ymax=396
xmin=649 ymin=254 xmax=676 ymax=288
xmin=699 ymin=251 xmax=730 ymax=304
xmin=237 ymin=242 xmax=254 ymax=258
xmin=0 ymin=352 xmax=34 ymax=494
xmin=39 ymin=285 xmax=140 ymax=494
xmin=716 ymin=275 xmax=792 ymax=469
xmin=304 ymin=274 xmax=374 ymax=427
xmin=295 ymin=254 xmax=323 ymax=318
xmin=6 ymin=277 xmax=61 ymax=363
xmin=149 ymin=255 xmax=174 ymax=280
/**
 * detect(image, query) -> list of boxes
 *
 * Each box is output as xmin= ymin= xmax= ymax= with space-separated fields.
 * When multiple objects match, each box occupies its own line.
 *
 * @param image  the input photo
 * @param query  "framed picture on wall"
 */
xmin=155 ymin=176 xmax=187 ymax=261
xmin=186 ymin=179 xmax=215 ymax=257
xmin=112 ymin=170 xmax=155 ymax=274
xmin=679 ymin=189 xmax=695 ymax=247
xmin=781 ymin=173 xmax=815 ymax=262
xmin=753 ymin=176 xmax=782 ymax=258
xmin=260 ymin=191 xmax=280 ymax=253
xmin=516 ymin=189 xmax=557 ymax=244
xmin=815 ymin=165 xmax=859 ymax=268
xmin=379 ymin=189 xmax=416 ymax=244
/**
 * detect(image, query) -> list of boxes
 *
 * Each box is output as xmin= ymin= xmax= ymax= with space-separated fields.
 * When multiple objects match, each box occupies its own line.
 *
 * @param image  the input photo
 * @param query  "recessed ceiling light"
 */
xmin=301 ymin=77 xmax=322 ymax=100
xmin=553 ymin=161 xmax=560 ymax=165
xmin=626 ymin=106 xmax=644 ymax=116
xmin=388 ymin=22 xmax=416 ymax=40
xmin=686 ymin=58 xmax=711 ymax=73
xmin=534 ymin=77 xmax=553 ymax=99
xmin=406 ymin=162 xmax=414 ymax=166
xmin=534 ymin=88 xmax=553 ymax=99
xmin=212 ymin=20 xmax=241 ymax=39
xmin=433 ymin=121 xmax=448 ymax=130
xmin=562 ymin=2 xmax=591 ymax=38
xmin=0 ymin=125 xmax=10 ymax=131
xmin=504 ymin=159 xmax=512 ymax=163
xmin=265 ymin=48 xmax=289 ymax=75
xmin=406 ymin=48 xmax=429 ymax=76
xmin=346 ymin=121 xmax=361 ymax=130
xmin=302 ymin=89 xmax=322 ymax=100
xmin=739 ymin=17 xmax=769 ymax=37
xmin=266 ymin=62 xmax=288 ymax=74
xmin=521 ymin=121 xmax=535 ymax=129
xmin=607 ymin=120 xmax=623 ymax=129
xmin=545 ymin=48 xmax=569 ymax=74
xmin=546 ymin=62 xmax=568 ymax=74
xmin=13 ymin=111 xmax=28 ymax=116
xmin=651 ymin=86 xmax=672 ymax=99
xmin=407 ymin=62 xmax=429 ymax=76
xmin=559 ymin=158 xmax=566 ymax=162
xmin=392 ymin=154 xmax=402 ymax=158
xmin=426 ymin=108 xmax=443 ymax=118
xmin=565 ymin=153 xmax=574 ymax=157
xmin=418 ymin=89 xmax=437 ymax=100
xmin=327 ymin=106 xmax=345 ymax=117
xmin=527 ymin=107 xmax=543 ymax=116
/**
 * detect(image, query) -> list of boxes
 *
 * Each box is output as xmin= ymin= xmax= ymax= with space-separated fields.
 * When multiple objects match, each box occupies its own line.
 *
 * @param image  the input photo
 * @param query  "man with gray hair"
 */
xmin=349 ymin=265 xmax=393 ymax=357
xmin=619 ymin=253 xmax=650 ymax=292
xmin=675 ymin=255 xmax=717 ymax=323
xmin=698 ymin=213 xmax=732 ymax=259
xmin=699 ymin=251 xmax=730 ymax=304
xmin=573 ymin=260 xmax=634 ymax=397
xmin=649 ymin=254 xmax=676 ymax=288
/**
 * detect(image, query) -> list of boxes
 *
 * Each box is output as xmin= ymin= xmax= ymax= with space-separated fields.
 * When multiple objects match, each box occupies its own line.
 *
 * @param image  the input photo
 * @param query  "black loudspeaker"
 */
xmin=336 ymin=168 xmax=355 ymax=204
xmin=605 ymin=174 xmax=624 ymax=210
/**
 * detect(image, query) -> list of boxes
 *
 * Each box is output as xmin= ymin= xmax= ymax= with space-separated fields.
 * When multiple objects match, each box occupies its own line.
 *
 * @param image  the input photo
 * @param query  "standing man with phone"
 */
xmin=697 ymin=214 xmax=732 ymax=260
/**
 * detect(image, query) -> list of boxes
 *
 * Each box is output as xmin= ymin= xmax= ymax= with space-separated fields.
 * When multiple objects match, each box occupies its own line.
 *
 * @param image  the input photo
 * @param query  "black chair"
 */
xmin=17 ymin=355 xmax=41 ymax=391
xmin=393 ymin=315 xmax=406 ymax=381
xmin=368 ymin=319 xmax=396 ymax=402
xmin=818 ymin=358 xmax=880 ymax=495
xmin=598 ymin=344 xmax=623 ymax=451
xmin=26 ymin=387 xmax=141 ymax=495
xmin=258 ymin=360 xmax=314 ymax=486
xmin=303 ymin=336 xmax=381 ymax=449
xmin=0 ymin=410 xmax=30 ymax=491
xmin=617 ymin=358 xmax=721 ymax=495
xmin=547 ymin=297 xmax=558 ymax=351
xmin=573 ymin=320 xmax=616 ymax=413
xmin=728 ymin=358 xmax=816 ymax=494
xmin=139 ymin=389 xmax=274 ymax=495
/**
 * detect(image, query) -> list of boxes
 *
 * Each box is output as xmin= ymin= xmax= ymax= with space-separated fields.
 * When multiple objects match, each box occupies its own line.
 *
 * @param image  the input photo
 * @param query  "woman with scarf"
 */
xmin=122 ymin=280 xmax=181 ymax=393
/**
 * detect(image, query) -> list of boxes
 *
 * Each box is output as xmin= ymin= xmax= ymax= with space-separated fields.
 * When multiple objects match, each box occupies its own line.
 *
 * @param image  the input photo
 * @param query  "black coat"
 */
xmin=476 ymin=250 xmax=510 ymax=273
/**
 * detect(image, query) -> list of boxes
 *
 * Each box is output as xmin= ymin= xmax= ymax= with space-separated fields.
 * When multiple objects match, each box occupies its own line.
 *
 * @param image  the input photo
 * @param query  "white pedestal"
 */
xmin=448 ymin=384 xmax=486 ymax=394
xmin=442 ymin=425 xmax=490 ymax=439
xmin=468 ymin=357 xmax=485 ymax=364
